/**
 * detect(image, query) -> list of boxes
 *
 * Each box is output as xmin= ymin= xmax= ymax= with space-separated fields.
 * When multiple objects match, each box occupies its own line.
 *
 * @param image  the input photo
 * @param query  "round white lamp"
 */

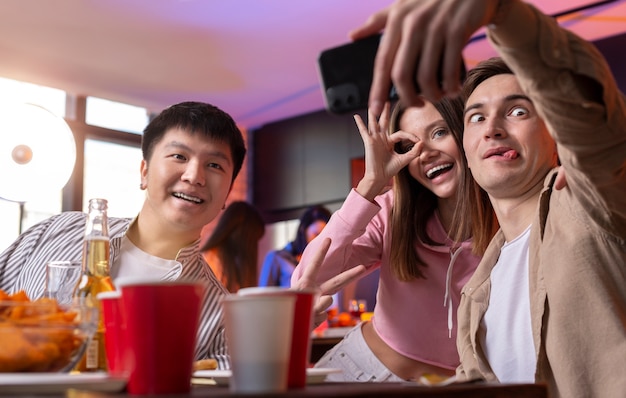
xmin=0 ymin=103 xmax=76 ymax=231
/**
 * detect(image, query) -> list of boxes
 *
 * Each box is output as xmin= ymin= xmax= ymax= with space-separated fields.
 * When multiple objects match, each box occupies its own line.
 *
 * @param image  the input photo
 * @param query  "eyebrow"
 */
xmin=165 ymin=140 xmax=232 ymax=165
xmin=464 ymin=94 xmax=532 ymax=116
xmin=402 ymin=118 xmax=447 ymax=134
xmin=425 ymin=119 xmax=447 ymax=131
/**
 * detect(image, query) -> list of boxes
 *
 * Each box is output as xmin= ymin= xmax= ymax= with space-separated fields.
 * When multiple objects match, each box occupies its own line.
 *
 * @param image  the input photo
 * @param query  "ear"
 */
xmin=140 ymin=159 xmax=148 ymax=188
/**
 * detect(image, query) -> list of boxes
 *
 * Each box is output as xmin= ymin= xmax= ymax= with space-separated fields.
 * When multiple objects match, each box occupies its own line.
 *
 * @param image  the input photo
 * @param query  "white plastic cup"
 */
xmin=238 ymin=287 xmax=318 ymax=389
xmin=221 ymin=294 xmax=296 ymax=394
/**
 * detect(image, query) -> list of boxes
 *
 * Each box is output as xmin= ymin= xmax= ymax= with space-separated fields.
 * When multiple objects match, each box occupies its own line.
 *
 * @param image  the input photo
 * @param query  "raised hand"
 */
xmin=349 ymin=0 xmax=502 ymax=115
xmin=354 ymin=102 xmax=422 ymax=201
xmin=292 ymin=238 xmax=367 ymax=326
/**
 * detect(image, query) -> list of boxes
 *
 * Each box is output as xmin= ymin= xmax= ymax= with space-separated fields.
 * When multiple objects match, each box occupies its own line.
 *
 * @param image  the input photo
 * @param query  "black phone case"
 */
xmin=317 ymin=34 xmax=385 ymax=114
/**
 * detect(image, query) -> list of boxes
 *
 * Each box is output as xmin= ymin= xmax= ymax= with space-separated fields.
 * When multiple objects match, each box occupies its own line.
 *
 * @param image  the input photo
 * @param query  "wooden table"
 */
xmin=190 ymin=382 xmax=548 ymax=397
xmin=63 ymin=381 xmax=547 ymax=398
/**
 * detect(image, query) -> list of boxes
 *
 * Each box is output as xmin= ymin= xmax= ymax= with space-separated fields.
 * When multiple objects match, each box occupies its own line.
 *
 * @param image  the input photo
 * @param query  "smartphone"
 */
xmin=317 ymin=33 xmax=466 ymax=114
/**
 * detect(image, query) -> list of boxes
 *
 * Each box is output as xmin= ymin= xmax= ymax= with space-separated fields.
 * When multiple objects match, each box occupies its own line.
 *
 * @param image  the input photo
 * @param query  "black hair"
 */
xmin=290 ymin=205 xmax=332 ymax=255
xmin=142 ymin=101 xmax=246 ymax=182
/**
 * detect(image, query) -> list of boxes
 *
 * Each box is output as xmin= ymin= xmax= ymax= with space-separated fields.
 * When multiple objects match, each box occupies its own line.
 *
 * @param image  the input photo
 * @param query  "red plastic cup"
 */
xmin=118 ymin=280 xmax=206 ymax=395
xmin=238 ymin=287 xmax=318 ymax=389
xmin=287 ymin=290 xmax=316 ymax=388
xmin=98 ymin=291 xmax=127 ymax=376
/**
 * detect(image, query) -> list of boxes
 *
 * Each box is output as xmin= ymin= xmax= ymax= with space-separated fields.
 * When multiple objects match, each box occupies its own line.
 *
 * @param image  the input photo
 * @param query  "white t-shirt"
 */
xmin=110 ymin=235 xmax=182 ymax=282
xmin=480 ymin=226 xmax=536 ymax=382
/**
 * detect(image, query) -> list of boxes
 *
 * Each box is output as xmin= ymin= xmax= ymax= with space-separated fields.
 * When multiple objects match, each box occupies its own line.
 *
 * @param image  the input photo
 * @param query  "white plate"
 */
xmin=306 ymin=368 xmax=342 ymax=384
xmin=312 ymin=326 xmax=354 ymax=339
xmin=193 ymin=368 xmax=342 ymax=386
xmin=0 ymin=372 xmax=127 ymax=394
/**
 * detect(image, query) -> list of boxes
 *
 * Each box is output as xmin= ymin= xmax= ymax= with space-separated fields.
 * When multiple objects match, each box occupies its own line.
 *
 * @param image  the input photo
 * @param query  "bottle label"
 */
xmin=85 ymin=337 xmax=99 ymax=369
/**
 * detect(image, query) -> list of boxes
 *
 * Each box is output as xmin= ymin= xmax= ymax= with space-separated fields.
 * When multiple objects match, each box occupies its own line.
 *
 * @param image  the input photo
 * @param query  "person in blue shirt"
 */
xmin=258 ymin=205 xmax=331 ymax=287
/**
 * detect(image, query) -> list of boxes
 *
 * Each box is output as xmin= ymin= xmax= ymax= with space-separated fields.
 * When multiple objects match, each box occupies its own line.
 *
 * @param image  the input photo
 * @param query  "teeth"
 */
xmin=426 ymin=163 xmax=452 ymax=179
xmin=173 ymin=192 xmax=202 ymax=203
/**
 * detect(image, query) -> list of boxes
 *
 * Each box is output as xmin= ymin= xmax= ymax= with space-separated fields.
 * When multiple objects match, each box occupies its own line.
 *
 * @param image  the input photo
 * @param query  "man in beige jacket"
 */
xmin=352 ymin=1 xmax=626 ymax=397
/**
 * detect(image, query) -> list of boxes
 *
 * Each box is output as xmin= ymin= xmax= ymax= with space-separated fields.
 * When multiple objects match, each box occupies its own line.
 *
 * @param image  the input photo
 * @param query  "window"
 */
xmin=0 ymin=200 xmax=22 ymax=250
xmin=86 ymin=97 xmax=148 ymax=135
xmin=0 ymin=77 xmax=66 ymax=116
xmin=83 ymin=139 xmax=144 ymax=217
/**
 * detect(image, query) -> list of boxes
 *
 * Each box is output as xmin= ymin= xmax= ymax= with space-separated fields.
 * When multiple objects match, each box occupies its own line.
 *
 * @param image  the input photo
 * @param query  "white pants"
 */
xmin=314 ymin=324 xmax=404 ymax=382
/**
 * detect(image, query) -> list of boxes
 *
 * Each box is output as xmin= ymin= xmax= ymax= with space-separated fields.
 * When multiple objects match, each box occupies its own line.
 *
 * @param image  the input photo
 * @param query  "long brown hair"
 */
xmin=201 ymin=201 xmax=265 ymax=292
xmin=387 ymin=98 xmax=496 ymax=281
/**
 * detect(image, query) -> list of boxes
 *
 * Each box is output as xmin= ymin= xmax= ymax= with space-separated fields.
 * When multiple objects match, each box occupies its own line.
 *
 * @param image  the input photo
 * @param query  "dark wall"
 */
xmin=251 ymin=109 xmax=366 ymax=223
xmin=593 ymin=32 xmax=626 ymax=93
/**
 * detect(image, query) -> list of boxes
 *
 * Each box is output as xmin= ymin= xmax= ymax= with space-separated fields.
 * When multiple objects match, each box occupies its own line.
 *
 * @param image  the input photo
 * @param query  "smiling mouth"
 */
xmin=173 ymin=192 xmax=204 ymax=204
xmin=426 ymin=163 xmax=453 ymax=179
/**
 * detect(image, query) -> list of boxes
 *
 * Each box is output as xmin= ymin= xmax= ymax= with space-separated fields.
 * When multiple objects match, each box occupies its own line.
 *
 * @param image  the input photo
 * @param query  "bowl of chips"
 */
xmin=0 ymin=290 xmax=98 ymax=373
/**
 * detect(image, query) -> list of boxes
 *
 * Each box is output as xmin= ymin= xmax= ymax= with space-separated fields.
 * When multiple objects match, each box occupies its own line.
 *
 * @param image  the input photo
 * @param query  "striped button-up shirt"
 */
xmin=0 ymin=211 xmax=230 ymax=369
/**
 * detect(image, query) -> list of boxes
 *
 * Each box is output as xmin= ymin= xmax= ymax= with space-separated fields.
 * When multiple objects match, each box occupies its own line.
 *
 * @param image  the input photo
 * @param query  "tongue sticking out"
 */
xmin=502 ymin=149 xmax=519 ymax=160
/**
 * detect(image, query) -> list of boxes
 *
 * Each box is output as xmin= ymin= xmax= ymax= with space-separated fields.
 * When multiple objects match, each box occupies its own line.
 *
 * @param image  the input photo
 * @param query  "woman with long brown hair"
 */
xmin=292 ymin=98 xmax=496 ymax=382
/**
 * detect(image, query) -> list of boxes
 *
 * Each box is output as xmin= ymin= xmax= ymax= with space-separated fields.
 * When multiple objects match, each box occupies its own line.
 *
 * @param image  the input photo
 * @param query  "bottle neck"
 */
xmin=82 ymin=237 xmax=111 ymax=277
xmin=82 ymin=198 xmax=111 ymax=277
xmin=84 ymin=214 xmax=108 ymax=237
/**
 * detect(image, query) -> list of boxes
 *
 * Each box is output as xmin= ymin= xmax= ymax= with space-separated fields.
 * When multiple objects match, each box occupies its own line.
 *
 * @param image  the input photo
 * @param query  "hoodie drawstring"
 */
xmin=444 ymin=246 xmax=464 ymax=338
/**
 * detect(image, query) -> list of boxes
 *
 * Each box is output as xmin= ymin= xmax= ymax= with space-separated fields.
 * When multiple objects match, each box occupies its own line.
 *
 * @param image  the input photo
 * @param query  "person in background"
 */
xmin=353 ymin=0 xmax=626 ymax=396
xmin=292 ymin=97 xmax=497 ymax=382
xmin=0 ymin=101 xmax=247 ymax=369
xmin=258 ymin=205 xmax=331 ymax=287
xmin=202 ymin=201 xmax=265 ymax=293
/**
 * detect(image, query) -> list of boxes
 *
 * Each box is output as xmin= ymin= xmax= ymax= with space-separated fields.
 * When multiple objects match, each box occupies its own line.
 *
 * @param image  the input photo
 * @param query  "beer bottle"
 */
xmin=73 ymin=198 xmax=115 ymax=372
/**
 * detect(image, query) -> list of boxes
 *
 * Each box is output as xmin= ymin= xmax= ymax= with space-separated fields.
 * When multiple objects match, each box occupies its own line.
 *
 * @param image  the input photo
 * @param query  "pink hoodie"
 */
xmin=291 ymin=189 xmax=480 ymax=370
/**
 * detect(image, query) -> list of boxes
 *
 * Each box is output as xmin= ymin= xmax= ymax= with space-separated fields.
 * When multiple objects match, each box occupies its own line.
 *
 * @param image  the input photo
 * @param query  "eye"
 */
xmin=207 ymin=162 xmax=224 ymax=170
xmin=171 ymin=153 xmax=186 ymax=161
xmin=468 ymin=113 xmax=485 ymax=124
xmin=510 ymin=106 xmax=528 ymax=117
xmin=433 ymin=128 xmax=448 ymax=139
xmin=394 ymin=141 xmax=415 ymax=154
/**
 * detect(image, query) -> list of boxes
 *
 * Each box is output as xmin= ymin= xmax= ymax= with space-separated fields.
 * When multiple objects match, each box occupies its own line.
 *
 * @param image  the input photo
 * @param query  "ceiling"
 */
xmin=0 ymin=0 xmax=625 ymax=130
